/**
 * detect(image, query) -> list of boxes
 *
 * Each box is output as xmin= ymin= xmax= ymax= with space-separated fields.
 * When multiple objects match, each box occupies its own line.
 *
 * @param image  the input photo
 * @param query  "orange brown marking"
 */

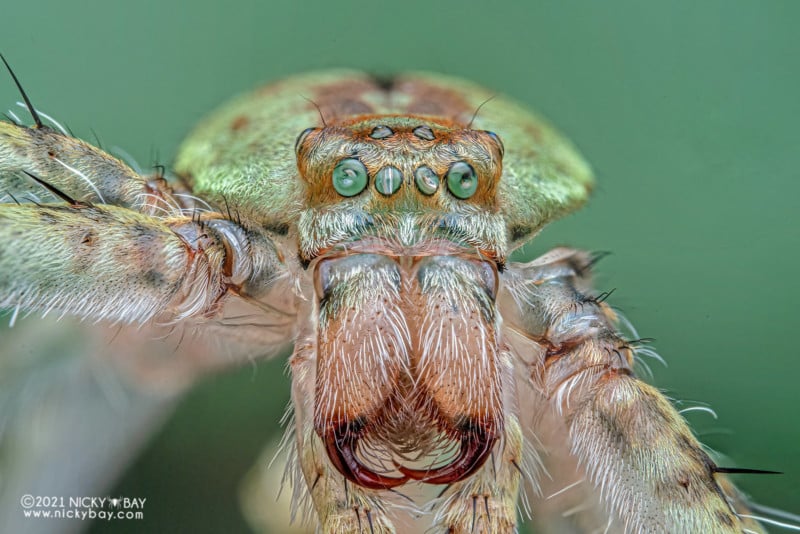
xmin=309 ymin=79 xmax=379 ymax=122
xmin=393 ymin=78 xmax=475 ymax=123
xmin=80 ymin=230 xmax=96 ymax=246
xmin=229 ymin=115 xmax=249 ymax=131
xmin=300 ymin=75 xmax=476 ymax=126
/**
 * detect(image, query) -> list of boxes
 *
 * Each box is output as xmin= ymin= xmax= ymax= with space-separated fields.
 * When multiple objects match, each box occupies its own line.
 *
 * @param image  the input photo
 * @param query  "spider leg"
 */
xmin=0 ymin=119 xmax=187 ymax=214
xmin=0 ymin=58 xmax=204 ymax=215
xmin=501 ymin=247 xmax=767 ymax=533
xmin=0 ymin=112 xmax=296 ymax=532
xmin=0 ymin=202 xmax=286 ymax=325
xmin=0 ymin=109 xmax=290 ymax=328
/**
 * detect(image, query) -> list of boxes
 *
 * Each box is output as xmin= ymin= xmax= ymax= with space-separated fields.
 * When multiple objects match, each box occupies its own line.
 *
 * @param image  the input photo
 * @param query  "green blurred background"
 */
xmin=1 ymin=1 xmax=797 ymax=532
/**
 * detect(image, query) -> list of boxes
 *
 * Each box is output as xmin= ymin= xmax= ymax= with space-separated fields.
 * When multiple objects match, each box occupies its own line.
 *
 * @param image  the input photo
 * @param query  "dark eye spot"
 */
xmin=369 ymin=125 xmax=394 ymax=139
xmin=484 ymin=130 xmax=504 ymax=155
xmin=413 ymin=126 xmax=435 ymax=141
xmin=295 ymin=127 xmax=317 ymax=152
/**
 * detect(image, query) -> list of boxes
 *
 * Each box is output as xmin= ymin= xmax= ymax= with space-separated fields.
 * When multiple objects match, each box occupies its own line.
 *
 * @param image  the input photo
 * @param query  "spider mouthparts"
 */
xmin=395 ymin=426 xmax=498 ymax=485
xmin=322 ymin=424 xmax=409 ymax=489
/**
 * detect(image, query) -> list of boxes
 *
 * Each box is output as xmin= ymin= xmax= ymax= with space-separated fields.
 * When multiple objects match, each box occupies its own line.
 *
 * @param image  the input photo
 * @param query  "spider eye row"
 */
xmin=332 ymin=158 xmax=477 ymax=199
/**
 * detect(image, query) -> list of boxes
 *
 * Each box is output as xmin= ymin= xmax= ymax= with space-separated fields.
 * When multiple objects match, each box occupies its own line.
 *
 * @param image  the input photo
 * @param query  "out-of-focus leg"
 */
xmin=502 ymin=248 xmax=766 ymax=533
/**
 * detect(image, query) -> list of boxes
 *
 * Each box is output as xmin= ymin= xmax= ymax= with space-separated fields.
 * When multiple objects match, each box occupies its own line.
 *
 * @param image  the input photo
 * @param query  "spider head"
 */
xmin=294 ymin=116 xmax=504 ymax=211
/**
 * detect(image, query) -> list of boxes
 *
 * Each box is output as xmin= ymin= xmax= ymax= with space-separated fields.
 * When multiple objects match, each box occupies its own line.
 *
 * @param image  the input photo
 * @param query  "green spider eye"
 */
xmin=446 ymin=161 xmax=478 ymax=199
xmin=332 ymin=158 xmax=368 ymax=197
xmin=375 ymin=166 xmax=403 ymax=196
xmin=414 ymin=166 xmax=439 ymax=195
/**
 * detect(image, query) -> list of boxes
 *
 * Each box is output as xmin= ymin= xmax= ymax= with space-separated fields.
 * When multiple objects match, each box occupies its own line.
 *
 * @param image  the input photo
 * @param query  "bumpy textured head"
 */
xmin=295 ymin=115 xmax=504 ymax=210
xmin=175 ymin=71 xmax=594 ymax=263
xmin=294 ymin=113 xmax=512 ymax=263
